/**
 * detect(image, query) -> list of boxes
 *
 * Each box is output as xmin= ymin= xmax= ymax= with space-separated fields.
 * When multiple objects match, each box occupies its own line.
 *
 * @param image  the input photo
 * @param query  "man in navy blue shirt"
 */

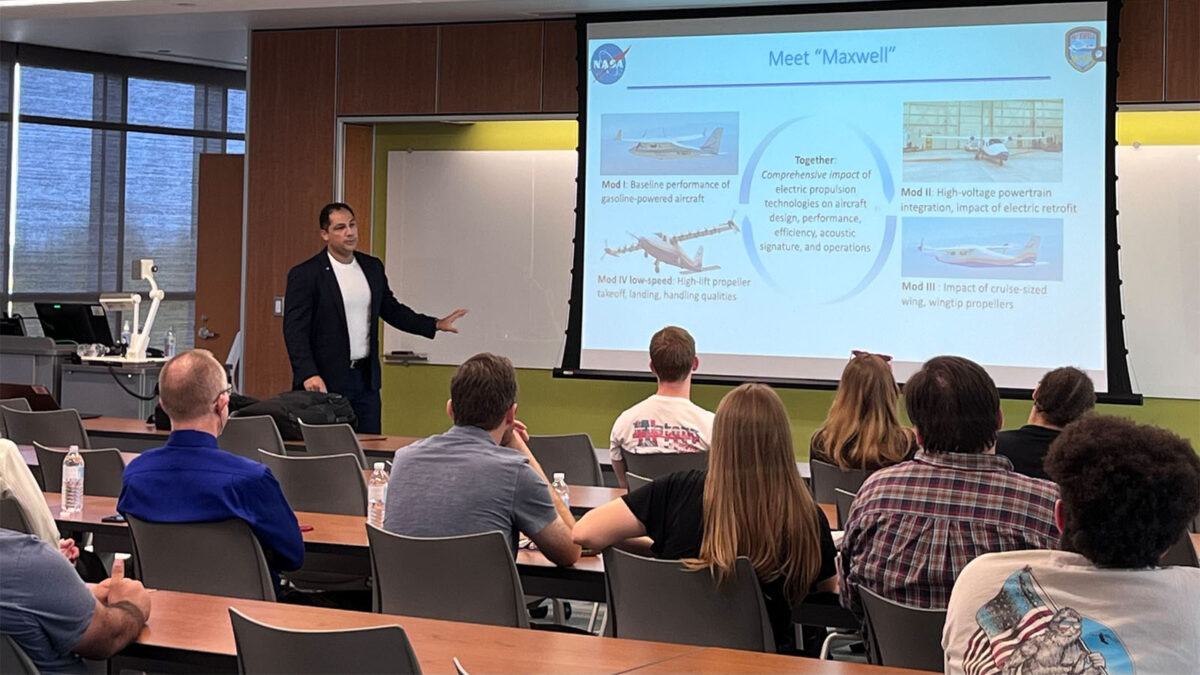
xmin=118 ymin=349 xmax=303 ymax=588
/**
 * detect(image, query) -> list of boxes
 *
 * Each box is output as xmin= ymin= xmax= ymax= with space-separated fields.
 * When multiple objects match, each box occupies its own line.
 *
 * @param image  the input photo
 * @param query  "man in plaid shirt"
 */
xmin=838 ymin=355 xmax=1059 ymax=617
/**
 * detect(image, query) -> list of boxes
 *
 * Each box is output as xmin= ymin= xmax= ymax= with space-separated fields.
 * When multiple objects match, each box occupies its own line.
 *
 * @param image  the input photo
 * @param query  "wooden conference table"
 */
xmin=123 ymin=588 xmax=925 ymax=675
xmin=81 ymin=415 xmax=417 ymax=458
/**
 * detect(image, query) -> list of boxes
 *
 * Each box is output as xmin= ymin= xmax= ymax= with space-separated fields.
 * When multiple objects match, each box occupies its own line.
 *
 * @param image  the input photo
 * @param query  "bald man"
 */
xmin=117 ymin=350 xmax=303 ymax=592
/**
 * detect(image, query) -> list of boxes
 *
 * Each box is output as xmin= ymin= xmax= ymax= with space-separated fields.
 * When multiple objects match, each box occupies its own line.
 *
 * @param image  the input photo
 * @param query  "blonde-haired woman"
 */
xmin=574 ymin=383 xmax=836 ymax=654
xmin=810 ymin=352 xmax=917 ymax=472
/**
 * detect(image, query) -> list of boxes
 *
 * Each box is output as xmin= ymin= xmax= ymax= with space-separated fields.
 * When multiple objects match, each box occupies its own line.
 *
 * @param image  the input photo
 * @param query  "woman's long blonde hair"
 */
xmin=815 ymin=353 xmax=915 ymax=471
xmin=687 ymin=383 xmax=822 ymax=603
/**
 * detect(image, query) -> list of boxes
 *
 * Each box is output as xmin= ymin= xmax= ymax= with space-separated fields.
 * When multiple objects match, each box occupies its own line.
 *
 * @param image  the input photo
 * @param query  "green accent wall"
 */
xmin=371 ymin=121 xmax=1200 ymax=458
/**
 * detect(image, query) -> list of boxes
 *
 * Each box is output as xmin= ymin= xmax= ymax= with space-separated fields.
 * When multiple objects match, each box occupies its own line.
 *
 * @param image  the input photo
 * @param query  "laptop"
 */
xmin=0 ymin=383 xmax=103 ymax=420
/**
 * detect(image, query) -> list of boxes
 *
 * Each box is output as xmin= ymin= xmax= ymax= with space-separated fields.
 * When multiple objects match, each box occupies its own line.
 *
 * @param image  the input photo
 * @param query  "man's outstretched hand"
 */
xmin=436 ymin=309 xmax=469 ymax=333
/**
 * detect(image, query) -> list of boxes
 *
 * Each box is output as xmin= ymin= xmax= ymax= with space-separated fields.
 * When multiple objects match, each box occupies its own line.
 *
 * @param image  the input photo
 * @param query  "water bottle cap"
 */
xmin=68 ymin=445 xmax=79 ymax=452
xmin=552 ymin=472 xmax=565 ymax=482
xmin=374 ymin=462 xmax=386 ymax=471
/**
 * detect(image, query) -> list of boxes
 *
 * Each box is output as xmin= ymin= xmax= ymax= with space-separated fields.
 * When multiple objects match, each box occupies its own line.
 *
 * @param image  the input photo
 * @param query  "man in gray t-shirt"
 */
xmin=383 ymin=353 xmax=580 ymax=567
xmin=0 ymin=530 xmax=151 ymax=672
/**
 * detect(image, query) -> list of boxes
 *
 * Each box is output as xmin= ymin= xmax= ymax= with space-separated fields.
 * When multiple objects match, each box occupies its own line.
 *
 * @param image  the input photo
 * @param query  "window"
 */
xmin=1 ymin=44 xmax=245 ymax=352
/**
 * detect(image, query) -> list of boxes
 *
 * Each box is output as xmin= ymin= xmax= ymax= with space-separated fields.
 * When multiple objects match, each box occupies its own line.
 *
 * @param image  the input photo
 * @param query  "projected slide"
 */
xmin=576 ymin=3 xmax=1112 ymax=390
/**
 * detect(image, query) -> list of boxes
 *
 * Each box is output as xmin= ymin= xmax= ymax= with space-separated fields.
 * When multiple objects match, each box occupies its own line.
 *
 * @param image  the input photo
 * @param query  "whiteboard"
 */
xmin=381 ymin=146 xmax=1200 ymax=398
xmin=1116 ymin=145 xmax=1200 ymax=399
xmin=383 ymin=150 xmax=577 ymax=368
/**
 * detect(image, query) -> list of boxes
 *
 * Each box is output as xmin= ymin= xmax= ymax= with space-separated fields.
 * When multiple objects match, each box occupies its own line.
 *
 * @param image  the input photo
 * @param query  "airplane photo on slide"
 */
xmin=614 ymin=127 xmax=724 ymax=160
xmin=603 ymin=216 xmax=739 ymax=274
xmin=918 ymin=235 xmax=1042 ymax=267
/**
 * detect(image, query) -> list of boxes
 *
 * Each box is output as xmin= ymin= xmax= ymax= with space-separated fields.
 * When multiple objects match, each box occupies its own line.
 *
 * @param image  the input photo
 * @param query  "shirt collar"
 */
xmin=446 ymin=424 xmax=500 ymax=444
xmin=914 ymin=448 xmax=1014 ymax=472
xmin=165 ymin=429 xmax=220 ymax=448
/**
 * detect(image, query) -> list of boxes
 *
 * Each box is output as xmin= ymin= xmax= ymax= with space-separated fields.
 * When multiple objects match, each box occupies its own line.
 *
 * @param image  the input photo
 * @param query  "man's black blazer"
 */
xmin=283 ymin=250 xmax=436 ymax=394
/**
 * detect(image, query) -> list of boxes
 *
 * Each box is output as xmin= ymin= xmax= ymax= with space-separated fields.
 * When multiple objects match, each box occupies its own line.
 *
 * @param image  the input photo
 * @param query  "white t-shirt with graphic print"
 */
xmin=942 ymin=549 xmax=1200 ymax=675
xmin=610 ymin=394 xmax=714 ymax=463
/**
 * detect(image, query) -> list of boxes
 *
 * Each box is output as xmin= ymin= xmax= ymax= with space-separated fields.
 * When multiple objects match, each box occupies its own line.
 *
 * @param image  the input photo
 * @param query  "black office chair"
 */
xmin=526 ymin=434 xmax=603 ymax=487
xmin=832 ymin=487 xmax=857 ymax=530
xmin=229 ymin=608 xmax=422 ymax=675
xmin=0 ymin=492 xmax=35 ymax=534
xmin=603 ymin=548 xmax=774 ymax=652
xmin=858 ymin=586 xmax=946 ymax=671
xmin=126 ymin=516 xmax=277 ymax=601
xmin=0 ymin=397 xmax=31 ymax=438
xmin=1160 ymin=529 xmax=1199 ymax=567
xmin=809 ymin=459 xmax=868 ymax=505
xmin=622 ymin=451 xmax=708 ymax=480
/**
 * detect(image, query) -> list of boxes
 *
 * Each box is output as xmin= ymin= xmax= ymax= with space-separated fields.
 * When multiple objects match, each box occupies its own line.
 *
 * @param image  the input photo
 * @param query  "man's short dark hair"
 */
xmin=649 ymin=326 xmax=696 ymax=383
xmin=903 ymin=355 xmax=1000 ymax=454
xmin=1046 ymin=415 xmax=1200 ymax=568
xmin=1034 ymin=367 xmax=1096 ymax=427
xmin=450 ymin=353 xmax=518 ymax=430
xmin=319 ymin=202 xmax=355 ymax=231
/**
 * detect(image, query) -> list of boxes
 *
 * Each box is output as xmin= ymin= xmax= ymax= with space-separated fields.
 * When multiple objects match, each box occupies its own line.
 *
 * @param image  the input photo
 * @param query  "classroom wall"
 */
xmin=372 ymin=121 xmax=1200 ymax=456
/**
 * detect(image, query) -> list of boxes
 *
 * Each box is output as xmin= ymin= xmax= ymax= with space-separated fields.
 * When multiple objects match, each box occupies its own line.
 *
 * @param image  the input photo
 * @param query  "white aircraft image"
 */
xmin=603 ymin=216 xmax=739 ymax=273
xmin=614 ymin=127 xmax=724 ymax=160
xmin=925 ymin=134 xmax=1013 ymax=165
xmin=918 ymin=235 xmax=1042 ymax=267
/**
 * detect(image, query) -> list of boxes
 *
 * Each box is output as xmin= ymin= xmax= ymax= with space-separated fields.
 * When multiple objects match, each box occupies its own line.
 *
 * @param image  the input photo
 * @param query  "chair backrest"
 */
xmin=623 ymin=451 xmax=709 ymax=480
xmin=525 ymin=434 xmax=603 ymax=487
xmin=366 ymin=524 xmax=529 ymax=628
xmin=1 ymin=408 xmax=89 ymax=448
xmin=33 ymin=443 xmax=127 ymax=498
xmin=125 ymin=515 xmax=276 ymax=601
xmin=0 ymin=397 xmax=32 ymax=438
xmin=1160 ymin=529 xmax=1199 ymax=567
xmin=0 ymin=492 xmax=34 ymax=534
xmin=229 ymin=607 xmax=421 ymax=675
xmin=626 ymin=472 xmax=652 ymax=492
xmin=833 ymin=488 xmax=857 ymax=530
xmin=298 ymin=420 xmax=367 ymax=468
xmin=258 ymin=450 xmax=367 ymax=516
xmin=603 ymin=548 xmax=775 ymax=652
xmin=0 ymin=634 xmax=39 ymax=675
xmin=858 ymin=586 xmax=946 ymax=671
xmin=219 ymin=415 xmax=286 ymax=462
xmin=809 ymin=459 xmax=868 ymax=505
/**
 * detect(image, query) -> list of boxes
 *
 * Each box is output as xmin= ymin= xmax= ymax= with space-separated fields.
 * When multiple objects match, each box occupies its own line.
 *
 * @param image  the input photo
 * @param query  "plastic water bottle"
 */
xmin=61 ymin=445 xmax=85 ymax=516
xmin=367 ymin=462 xmax=388 ymax=527
xmin=164 ymin=325 xmax=177 ymax=357
xmin=120 ymin=319 xmax=131 ymax=346
xmin=551 ymin=472 xmax=570 ymax=508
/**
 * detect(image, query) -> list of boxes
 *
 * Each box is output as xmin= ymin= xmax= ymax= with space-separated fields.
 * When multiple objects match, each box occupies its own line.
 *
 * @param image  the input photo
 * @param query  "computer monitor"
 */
xmin=34 ymin=302 xmax=115 ymax=346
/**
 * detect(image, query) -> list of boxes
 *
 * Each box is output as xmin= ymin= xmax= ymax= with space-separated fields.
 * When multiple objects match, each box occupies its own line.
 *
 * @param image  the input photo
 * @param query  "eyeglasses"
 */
xmin=851 ymin=350 xmax=893 ymax=362
xmin=213 ymin=385 xmax=233 ymax=403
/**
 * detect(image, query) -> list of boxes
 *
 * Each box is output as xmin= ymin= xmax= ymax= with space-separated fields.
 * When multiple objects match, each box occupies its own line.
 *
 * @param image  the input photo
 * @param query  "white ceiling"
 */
xmin=0 ymin=0 xmax=813 ymax=69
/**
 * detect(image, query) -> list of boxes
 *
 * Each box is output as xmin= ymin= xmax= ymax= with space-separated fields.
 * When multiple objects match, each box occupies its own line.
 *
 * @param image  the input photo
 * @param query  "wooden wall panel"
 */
xmin=246 ymin=29 xmax=338 ymax=398
xmin=195 ymin=154 xmax=244 ymax=363
xmin=437 ymin=22 xmax=545 ymax=113
xmin=541 ymin=20 xmax=578 ymax=113
xmin=336 ymin=26 xmax=438 ymax=116
xmin=342 ymin=123 xmax=374 ymax=252
xmin=1117 ymin=0 xmax=1166 ymax=102
xmin=1165 ymin=0 xmax=1200 ymax=101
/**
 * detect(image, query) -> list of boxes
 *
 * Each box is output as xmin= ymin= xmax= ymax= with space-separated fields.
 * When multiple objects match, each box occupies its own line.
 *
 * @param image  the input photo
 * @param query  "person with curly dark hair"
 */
xmin=943 ymin=416 xmax=1200 ymax=674
xmin=997 ymin=366 xmax=1096 ymax=480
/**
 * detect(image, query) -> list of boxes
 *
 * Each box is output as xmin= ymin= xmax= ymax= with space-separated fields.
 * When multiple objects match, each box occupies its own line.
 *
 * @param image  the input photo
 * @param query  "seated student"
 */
xmin=839 ymin=356 xmax=1059 ymax=618
xmin=384 ymin=353 xmax=580 ymax=567
xmin=996 ymin=366 xmax=1095 ymax=480
xmin=117 ymin=350 xmax=303 ymax=590
xmin=574 ymin=383 xmax=838 ymax=654
xmin=809 ymin=351 xmax=917 ymax=472
xmin=943 ymin=416 xmax=1200 ymax=674
xmin=0 ymin=437 xmax=79 ymax=562
xmin=0 ymin=537 xmax=149 ymax=674
xmin=610 ymin=326 xmax=714 ymax=488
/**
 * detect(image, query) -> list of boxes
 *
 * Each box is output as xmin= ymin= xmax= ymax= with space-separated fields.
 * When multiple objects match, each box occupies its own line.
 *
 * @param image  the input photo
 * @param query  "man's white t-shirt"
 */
xmin=328 ymin=252 xmax=371 ymax=360
xmin=943 ymin=549 xmax=1200 ymax=675
xmin=610 ymin=394 xmax=714 ymax=463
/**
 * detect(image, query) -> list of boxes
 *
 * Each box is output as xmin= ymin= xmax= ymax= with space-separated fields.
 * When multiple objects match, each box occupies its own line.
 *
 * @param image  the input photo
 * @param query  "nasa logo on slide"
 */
xmin=591 ymin=43 xmax=630 ymax=84
xmin=1065 ymin=27 xmax=1105 ymax=72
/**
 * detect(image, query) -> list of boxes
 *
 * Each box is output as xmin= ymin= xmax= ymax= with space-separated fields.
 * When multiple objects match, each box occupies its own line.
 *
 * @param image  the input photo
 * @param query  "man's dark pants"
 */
xmin=341 ymin=363 xmax=381 ymax=434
